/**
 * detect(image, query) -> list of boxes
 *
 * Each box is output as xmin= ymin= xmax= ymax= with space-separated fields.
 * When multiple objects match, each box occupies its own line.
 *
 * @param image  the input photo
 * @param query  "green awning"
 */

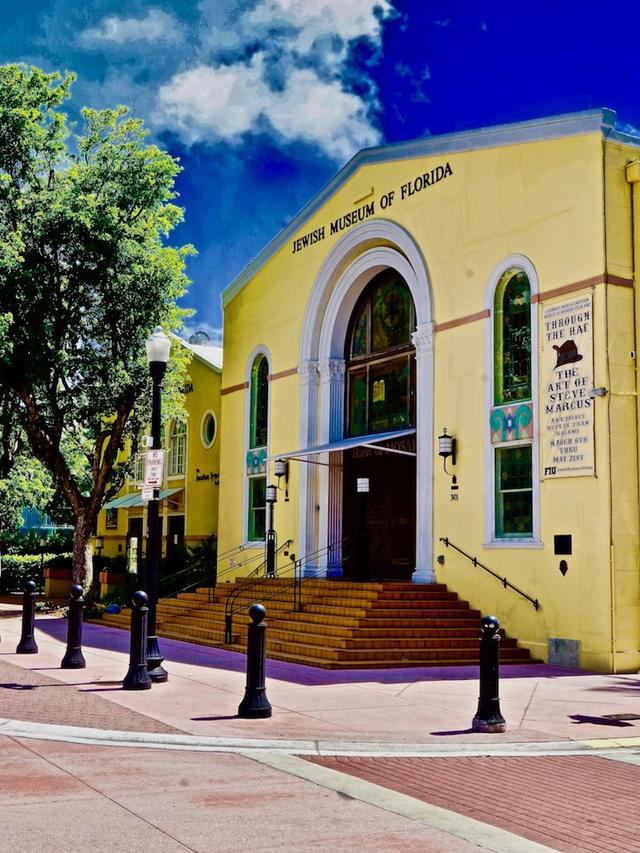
xmin=103 ymin=487 xmax=183 ymax=510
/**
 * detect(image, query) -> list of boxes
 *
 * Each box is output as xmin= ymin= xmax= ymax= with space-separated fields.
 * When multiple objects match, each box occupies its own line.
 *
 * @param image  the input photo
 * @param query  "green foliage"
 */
xmin=0 ymin=551 xmax=71 ymax=592
xmin=2 ymin=527 xmax=73 ymax=555
xmin=0 ymin=64 xmax=195 ymax=583
xmin=0 ymin=452 xmax=55 ymax=537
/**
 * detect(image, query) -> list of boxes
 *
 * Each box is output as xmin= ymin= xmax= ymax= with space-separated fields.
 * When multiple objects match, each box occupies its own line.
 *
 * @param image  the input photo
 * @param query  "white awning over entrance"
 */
xmin=271 ymin=428 xmax=416 ymax=463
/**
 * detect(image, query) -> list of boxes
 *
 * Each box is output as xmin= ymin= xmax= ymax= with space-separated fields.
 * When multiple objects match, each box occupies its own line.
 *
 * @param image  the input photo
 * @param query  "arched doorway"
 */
xmin=297 ymin=221 xmax=435 ymax=583
xmin=342 ymin=269 xmax=417 ymax=580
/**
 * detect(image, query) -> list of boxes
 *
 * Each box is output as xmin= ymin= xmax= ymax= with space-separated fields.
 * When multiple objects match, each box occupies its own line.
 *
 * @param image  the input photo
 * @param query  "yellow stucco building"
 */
xmin=91 ymin=337 xmax=222 ymax=596
xmin=216 ymin=109 xmax=640 ymax=673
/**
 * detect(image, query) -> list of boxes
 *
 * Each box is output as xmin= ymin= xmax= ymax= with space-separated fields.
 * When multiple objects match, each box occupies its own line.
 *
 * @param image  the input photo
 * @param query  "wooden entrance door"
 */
xmin=342 ymin=437 xmax=416 ymax=580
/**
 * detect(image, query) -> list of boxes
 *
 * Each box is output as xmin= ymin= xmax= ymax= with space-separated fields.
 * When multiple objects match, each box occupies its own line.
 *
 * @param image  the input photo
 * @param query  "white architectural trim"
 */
xmin=483 ymin=255 xmax=541 ymax=547
xmin=298 ymin=219 xmax=435 ymax=582
xmin=243 ymin=345 xmax=272 ymax=545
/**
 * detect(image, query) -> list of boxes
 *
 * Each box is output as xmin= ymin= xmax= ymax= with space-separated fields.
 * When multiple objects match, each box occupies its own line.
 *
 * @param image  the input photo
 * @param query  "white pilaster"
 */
xmin=318 ymin=358 xmax=345 ymax=576
xmin=412 ymin=322 xmax=435 ymax=583
xmin=297 ymin=360 xmax=320 ymax=572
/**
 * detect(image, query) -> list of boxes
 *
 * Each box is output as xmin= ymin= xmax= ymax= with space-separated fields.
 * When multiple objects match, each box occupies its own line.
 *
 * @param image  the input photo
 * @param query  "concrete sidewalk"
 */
xmin=1 ymin=610 xmax=640 ymax=851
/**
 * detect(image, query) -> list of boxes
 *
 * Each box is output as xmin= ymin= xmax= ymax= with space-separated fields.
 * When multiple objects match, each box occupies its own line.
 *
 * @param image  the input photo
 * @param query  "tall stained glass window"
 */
xmin=247 ymin=354 xmax=269 ymax=541
xmin=493 ymin=269 xmax=533 ymax=538
xmin=346 ymin=269 xmax=415 ymax=437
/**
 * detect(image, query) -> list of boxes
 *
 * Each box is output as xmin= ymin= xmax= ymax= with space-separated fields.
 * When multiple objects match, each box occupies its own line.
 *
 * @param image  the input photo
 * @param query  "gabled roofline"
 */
xmin=221 ymin=108 xmax=627 ymax=308
xmin=171 ymin=334 xmax=222 ymax=372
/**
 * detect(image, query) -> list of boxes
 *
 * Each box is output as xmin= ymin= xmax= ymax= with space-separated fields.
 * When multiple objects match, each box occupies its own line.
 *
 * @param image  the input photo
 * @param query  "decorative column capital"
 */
xmin=412 ymin=322 xmax=435 ymax=357
xmin=298 ymin=360 xmax=321 ymax=385
xmin=318 ymin=358 xmax=346 ymax=382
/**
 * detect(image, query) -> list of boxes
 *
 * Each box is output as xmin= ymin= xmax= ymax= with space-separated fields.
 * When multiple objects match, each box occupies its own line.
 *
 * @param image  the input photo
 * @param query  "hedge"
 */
xmin=0 ymin=552 xmax=72 ymax=592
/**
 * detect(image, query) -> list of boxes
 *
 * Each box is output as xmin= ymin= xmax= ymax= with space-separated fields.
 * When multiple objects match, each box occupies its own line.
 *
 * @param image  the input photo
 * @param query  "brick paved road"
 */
xmin=0 ymin=658 xmax=181 ymax=734
xmin=307 ymin=754 xmax=640 ymax=852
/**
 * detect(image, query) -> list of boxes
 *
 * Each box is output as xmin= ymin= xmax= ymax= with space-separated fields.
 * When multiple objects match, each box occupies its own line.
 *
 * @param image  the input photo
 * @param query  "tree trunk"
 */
xmin=72 ymin=513 xmax=93 ymax=591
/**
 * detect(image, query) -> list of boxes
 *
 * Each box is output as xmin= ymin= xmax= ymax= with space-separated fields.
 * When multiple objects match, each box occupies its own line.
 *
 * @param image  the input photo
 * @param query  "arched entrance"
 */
xmin=342 ymin=269 xmax=416 ymax=580
xmin=297 ymin=220 xmax=435 ymax=583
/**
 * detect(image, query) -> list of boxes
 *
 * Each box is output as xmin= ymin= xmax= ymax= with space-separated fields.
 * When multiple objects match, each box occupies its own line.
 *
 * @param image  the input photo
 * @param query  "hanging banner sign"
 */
xmin=542 ymin=293 xmax=594 ymax=478
xmin=143 ymin=449 xmax=165 ymax=488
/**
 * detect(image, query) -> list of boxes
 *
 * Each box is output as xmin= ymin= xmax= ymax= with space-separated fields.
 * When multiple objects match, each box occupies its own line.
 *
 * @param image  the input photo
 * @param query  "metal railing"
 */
xmin=289 ymin=538 xmax=349 ymax=613
xmin=158 ymin=540 xmax=267 ymax=604
xmin=439 ymin=537 xmax=540 ymax=611
xmin=223 ymin=538 xmax=348 ymax=645
xmin=158 ymin=562 xmax=212 ymax=600
xmin=224 ymin=540 xmax=293 ymax=643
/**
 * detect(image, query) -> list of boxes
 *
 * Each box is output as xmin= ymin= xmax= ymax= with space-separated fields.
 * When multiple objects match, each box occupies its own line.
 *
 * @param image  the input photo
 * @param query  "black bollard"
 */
xmin=16 ymin=579 xmax=38 ymax=654
xmin=61 ymin=584 xmax=86 ymax=669
xmin=238 ymin=604 xmax=272 ymax=718
xmin=472 ymin=615 xmax=506 ymax=733
xmin=123 ymin=591 xmax=152 ymax=691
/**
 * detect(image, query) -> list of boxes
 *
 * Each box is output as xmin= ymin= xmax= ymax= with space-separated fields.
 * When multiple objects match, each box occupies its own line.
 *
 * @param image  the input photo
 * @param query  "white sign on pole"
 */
xmin=143 ymin=449 xmax=164 ymax=488
xmin=141 ymin=487 xmax=154 ymax=503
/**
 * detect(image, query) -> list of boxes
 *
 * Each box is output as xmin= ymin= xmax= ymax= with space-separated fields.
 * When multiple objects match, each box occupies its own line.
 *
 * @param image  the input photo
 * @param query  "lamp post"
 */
xmin=356 ymin=477 xmax=369 ymax=582
xmin=145 ymin=326 xmax=171 ymax=683
xmin=38 ymin=536 xmax=47 ymax=595
xmin=265 ymin=484 xmax=277 ymax=577
xmin=93 ymin=535 xmax=104 ymax=592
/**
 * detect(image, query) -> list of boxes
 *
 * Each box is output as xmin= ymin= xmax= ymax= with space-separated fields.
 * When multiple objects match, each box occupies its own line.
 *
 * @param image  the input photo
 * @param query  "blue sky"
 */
xmin=3 ymin=2 xmax=639 ymax=343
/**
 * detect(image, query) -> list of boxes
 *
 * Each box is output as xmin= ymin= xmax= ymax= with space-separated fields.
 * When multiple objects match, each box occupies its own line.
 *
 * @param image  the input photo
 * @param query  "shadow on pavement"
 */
xmin=34 ymin=616 xmax=595 ymax=687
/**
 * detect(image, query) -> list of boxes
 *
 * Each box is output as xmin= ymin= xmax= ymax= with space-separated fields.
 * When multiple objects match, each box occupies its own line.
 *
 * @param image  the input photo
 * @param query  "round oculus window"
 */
xmin=201 ymin=411 xmax=217 ymax=448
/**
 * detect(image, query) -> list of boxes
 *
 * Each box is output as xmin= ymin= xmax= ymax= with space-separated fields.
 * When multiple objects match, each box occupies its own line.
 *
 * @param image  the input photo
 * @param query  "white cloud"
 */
xmin=247 ymin=0 xmax=392 ymax=55
xmin=268 ymin=68 xmax=380 ymax=158
xmin=79 ymin=9 xmax=183 ymax=46
xmin=155 ymin=55 xmax=380 ymax=159
xmin=155 ymin=0 xmax=394 ymax=160
xmin=156 ymin=57 xmax=268 ymax=140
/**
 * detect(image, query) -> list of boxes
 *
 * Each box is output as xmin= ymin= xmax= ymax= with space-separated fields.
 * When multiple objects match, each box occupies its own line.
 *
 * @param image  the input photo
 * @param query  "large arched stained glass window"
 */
xmin=493 ymin=269 xmax=533 ymax=539
xmin=346 ymin=269 xmax=415 ymax=437
xmin=247 ymin=354 xmax=269 ymax=541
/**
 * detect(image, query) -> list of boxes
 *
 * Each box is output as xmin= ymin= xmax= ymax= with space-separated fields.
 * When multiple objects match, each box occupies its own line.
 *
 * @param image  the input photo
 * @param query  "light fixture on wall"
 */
xmin=438 ymin=428 xmax=456 ymax=475
xmin=356 ymin=477 xmax=370 ymax=494
xmin=274 ymin=458 xmax=289 ymax=501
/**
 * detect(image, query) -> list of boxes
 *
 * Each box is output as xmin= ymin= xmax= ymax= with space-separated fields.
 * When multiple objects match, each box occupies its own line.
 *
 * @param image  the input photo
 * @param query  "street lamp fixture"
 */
xmin=265 ymin=484 xmax=277 ymax=578
xmin=145 ymin=325 xmax=170 ymax=683
xmin=274 ymin=458 xmax=289 ymax=501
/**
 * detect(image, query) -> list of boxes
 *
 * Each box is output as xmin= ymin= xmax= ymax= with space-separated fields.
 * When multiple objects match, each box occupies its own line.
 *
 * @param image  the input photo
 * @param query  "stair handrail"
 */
xmin=439 ymin=537 xmax=540 ymax=611
xmin=223 ymin=538 xmax=346 ymax=644
xmin=158 ymin=563 xmax=212 ymax=600
xmin=223 ymin=539 xmax=293 ymax=642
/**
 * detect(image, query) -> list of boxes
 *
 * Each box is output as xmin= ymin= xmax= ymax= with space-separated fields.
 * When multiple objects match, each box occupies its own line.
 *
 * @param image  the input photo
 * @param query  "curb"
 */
xmin=1 ymin=716 xmax=637 ymax=757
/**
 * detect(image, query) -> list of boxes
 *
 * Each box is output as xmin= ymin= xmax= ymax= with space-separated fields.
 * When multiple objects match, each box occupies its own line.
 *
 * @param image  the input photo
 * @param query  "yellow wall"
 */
xmin=218 ymin=126 xmax=640 ymax=672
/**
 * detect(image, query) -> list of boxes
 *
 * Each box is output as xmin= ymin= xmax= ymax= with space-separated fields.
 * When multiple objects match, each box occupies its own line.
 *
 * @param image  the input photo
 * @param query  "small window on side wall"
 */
xmin=248 ymin=476 xmax=266 ymax=541
xmin=201 ymin=411 xmax=217 ymax=448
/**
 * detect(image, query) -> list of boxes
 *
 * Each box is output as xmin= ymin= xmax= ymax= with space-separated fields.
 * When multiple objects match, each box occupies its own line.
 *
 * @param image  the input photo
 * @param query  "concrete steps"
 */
xmin=97 ymin=576 xmax=538 ymax=669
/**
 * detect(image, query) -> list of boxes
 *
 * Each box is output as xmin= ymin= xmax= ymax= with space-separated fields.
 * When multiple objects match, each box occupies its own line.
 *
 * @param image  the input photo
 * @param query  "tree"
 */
xmin=0 ymin=64 xmax=193 ymax=586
